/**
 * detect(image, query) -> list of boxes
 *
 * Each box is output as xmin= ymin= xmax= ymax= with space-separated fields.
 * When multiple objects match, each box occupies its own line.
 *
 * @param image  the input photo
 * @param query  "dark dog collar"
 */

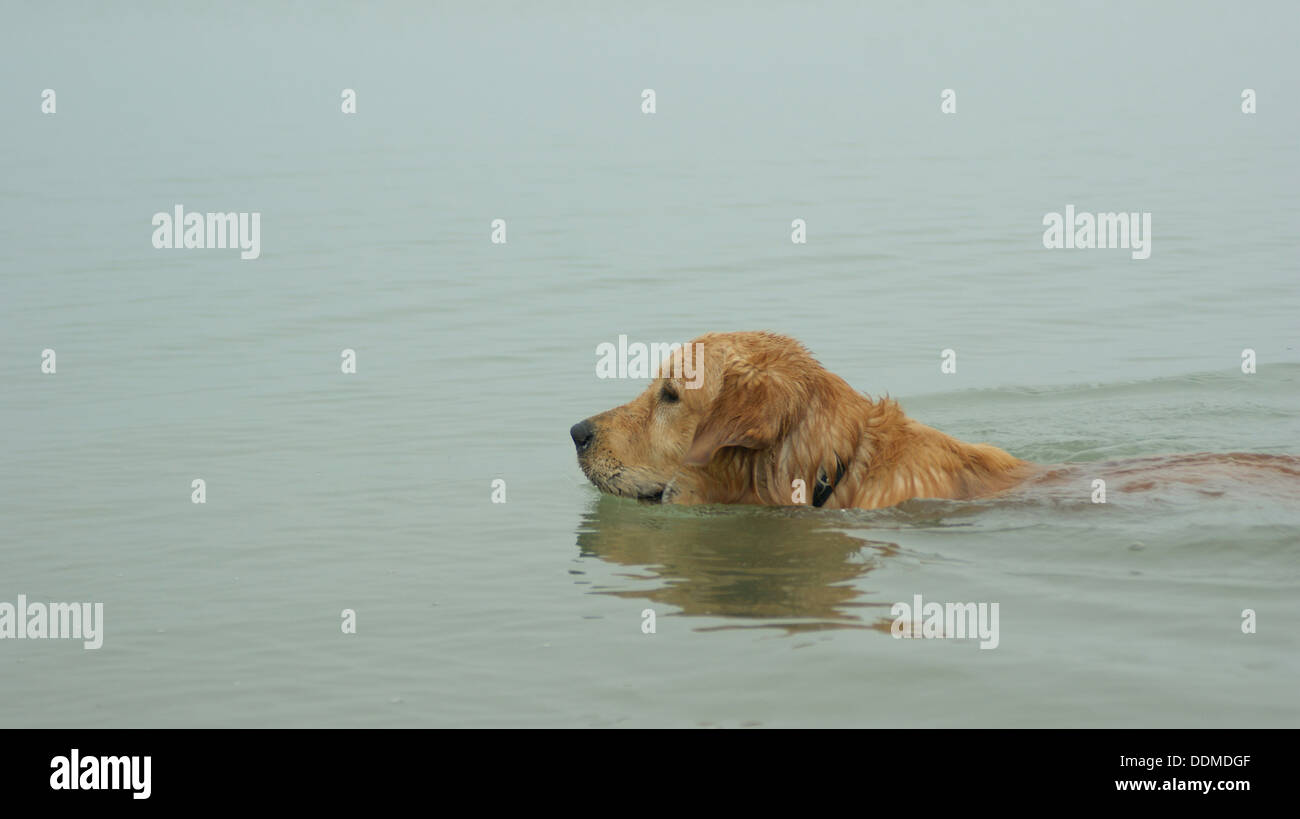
xmin=812 ymin=457 xmax=847 ymax=507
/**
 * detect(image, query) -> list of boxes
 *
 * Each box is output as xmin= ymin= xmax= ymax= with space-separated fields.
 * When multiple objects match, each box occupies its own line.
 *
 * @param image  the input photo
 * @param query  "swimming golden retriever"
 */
xmin=569 ymin=331 xmax=1299 ymax=509
xmin=570 ymin=331 xmax=1033 ymax=508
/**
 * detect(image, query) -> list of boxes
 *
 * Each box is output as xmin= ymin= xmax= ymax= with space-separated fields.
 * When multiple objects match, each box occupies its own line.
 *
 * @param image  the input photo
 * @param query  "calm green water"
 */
xmin=2 ymin=3 xmax=1297 ymax=727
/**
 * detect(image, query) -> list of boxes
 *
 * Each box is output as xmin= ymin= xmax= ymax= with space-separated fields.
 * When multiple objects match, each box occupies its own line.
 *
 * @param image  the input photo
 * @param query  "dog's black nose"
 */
xmin=570 ymin=420 xmax=596 ymax=452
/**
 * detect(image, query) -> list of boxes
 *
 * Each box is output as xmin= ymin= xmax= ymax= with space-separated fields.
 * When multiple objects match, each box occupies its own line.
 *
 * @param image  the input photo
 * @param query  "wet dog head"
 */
xmin=570 ymin=332 xmax=823 ymax=503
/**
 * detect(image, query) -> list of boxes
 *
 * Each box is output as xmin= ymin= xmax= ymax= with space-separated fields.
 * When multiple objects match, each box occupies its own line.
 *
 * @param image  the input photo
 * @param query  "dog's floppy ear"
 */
xmin=683 ymin=371 xmax=796 ymax=467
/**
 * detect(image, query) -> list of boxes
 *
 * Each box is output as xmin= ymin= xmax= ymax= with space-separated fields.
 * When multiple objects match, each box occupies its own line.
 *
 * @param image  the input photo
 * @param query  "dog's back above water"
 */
xmin=569 ymin=331 xmax=1298 ymax=509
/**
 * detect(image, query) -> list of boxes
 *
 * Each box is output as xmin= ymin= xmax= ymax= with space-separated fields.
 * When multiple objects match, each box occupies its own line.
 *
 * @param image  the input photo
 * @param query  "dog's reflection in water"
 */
xmin=574 ymin=494 xmax=899 ymax=633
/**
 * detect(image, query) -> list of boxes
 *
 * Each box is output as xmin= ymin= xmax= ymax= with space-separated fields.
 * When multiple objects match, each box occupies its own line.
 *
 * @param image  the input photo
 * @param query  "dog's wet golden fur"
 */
xmin=571 ymin=331 xmax=1034 ymax=508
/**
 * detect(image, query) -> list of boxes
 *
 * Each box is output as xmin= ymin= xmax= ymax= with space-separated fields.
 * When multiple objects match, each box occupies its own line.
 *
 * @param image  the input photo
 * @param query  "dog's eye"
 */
xmin=660 ymin=384 xmax=680 ymax=404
